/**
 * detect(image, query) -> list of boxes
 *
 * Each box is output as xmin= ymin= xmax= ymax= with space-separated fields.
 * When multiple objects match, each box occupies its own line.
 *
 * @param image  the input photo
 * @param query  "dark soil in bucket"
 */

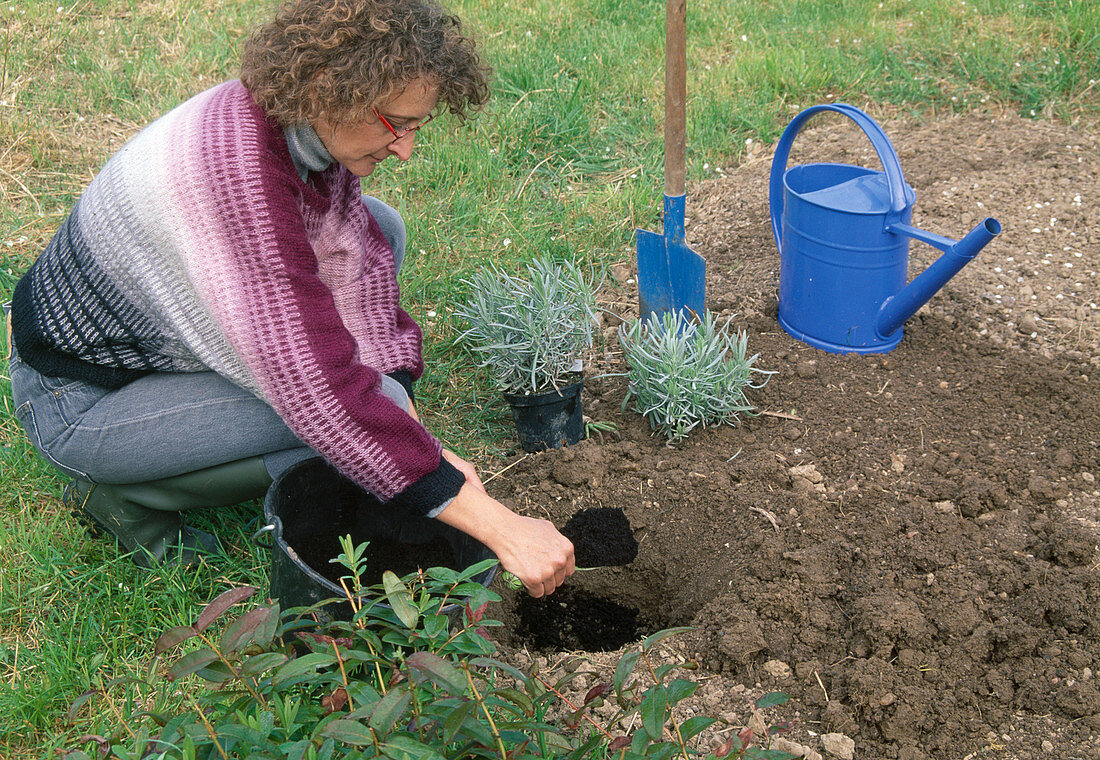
xmin=292 ymin=533 xmax=457 ymax=589
xmin=560 ymin=507 xmax=638 ymax=567
xmin=266 ymin=459 xmax=496 ymax=603
xmin=481 ymin=113 xmax=1100 ymax=760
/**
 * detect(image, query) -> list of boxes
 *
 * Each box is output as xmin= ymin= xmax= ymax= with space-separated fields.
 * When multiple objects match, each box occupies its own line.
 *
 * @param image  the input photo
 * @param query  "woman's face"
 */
xmin=313 ymin=77 xmax=440 ymax=178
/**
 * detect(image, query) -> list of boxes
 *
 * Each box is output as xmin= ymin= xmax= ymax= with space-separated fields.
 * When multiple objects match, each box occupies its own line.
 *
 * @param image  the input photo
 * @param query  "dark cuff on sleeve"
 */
xmin=387 ymin=370 xmax=416 ymax=406
xmin=388 ymin=454 xmax=465 ymax=517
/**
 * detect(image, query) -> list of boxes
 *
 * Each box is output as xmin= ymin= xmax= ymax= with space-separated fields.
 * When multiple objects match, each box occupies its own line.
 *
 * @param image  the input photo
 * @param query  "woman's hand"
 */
xmin=486 ymin=510 xmax=576 ymax=597
xmin=435 ymin=477 xmax=574 ymax=598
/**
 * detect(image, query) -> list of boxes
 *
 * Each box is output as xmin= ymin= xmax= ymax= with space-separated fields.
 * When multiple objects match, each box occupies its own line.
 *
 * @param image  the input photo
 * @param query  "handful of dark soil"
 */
xmin=560 ymin=507 xmax=638 ymax=567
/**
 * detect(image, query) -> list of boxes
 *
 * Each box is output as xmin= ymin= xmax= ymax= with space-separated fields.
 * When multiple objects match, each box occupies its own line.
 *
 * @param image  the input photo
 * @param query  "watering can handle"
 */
xmin=769 ymin=104 xmax=910 ymax=251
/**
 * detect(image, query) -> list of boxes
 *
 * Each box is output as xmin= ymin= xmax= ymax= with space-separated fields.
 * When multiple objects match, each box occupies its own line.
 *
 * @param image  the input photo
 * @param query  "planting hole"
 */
xmin=515 ymin=506 xmax=648 ymax=651
xmin=496 ymin=505 xmax=686 ymax=652
xmin=512 ymin=586 xmax=648 ymax=652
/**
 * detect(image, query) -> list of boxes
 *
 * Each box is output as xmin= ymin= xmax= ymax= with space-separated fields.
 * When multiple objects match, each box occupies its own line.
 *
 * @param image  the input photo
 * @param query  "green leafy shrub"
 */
xmin=455 ymin=256 xmax=600 ymax=395
xmin=619 ymin=311 xmax=773 ymax=443
xmin=62 ymin=545 xmax=794 ymax=760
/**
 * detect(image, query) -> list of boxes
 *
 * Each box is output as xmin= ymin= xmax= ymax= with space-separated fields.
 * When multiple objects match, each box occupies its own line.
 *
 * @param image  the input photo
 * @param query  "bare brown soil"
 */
xmin=485 ymin=111 xmax=1100 ymax=760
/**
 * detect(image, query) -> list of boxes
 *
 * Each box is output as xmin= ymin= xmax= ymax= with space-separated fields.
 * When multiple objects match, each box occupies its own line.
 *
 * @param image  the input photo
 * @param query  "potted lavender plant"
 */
xmin=455 ymin=256 xmax=599 ymax=452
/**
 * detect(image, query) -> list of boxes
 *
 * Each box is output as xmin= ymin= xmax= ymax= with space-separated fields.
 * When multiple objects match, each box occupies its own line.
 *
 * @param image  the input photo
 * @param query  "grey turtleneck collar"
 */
xmin=284 ymin=122 xmax=334 ymax=182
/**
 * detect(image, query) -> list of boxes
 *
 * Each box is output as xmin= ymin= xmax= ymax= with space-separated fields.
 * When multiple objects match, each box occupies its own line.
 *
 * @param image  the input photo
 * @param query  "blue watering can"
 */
xmin=769 ymin=104 xmax=1001 ymax=353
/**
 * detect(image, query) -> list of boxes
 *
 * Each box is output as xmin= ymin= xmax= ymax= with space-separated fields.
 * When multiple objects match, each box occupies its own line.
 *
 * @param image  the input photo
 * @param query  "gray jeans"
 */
xmin=7 ymin=196 xmax=409 ymax=485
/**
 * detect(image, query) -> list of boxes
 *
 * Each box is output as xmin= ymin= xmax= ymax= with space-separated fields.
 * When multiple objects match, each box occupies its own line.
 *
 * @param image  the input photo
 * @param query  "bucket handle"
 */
xmin=252 ymin=519 xmax=279 ymax=550
xmin=769 ymin=103 xmax=909 ymax=251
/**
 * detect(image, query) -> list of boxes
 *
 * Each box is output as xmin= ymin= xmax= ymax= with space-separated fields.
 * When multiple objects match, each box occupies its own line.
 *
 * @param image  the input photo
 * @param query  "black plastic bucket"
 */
xmin=502 ymin=380 xmax=584 ymax=453
xmin=260 ymin=458 xmax=496 ymax=620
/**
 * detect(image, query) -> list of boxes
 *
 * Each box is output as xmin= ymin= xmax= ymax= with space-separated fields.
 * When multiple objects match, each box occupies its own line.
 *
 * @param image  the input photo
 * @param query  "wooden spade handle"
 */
xmin=665 ymin=0 xmax=687 ymax=198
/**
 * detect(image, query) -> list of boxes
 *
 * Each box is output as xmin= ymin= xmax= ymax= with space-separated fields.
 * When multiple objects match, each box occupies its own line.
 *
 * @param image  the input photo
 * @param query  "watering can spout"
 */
xmin=876 ymin=217 xmax=1002 ymax=340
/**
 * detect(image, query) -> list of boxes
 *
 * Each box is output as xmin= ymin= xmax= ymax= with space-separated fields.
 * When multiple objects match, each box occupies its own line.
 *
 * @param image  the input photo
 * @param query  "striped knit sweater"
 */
xmin=11 ymin=80 xmax=463 ymax=514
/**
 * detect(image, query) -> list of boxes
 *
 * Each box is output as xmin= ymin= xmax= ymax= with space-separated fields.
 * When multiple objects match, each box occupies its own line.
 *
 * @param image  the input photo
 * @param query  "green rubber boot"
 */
xmin=65 ymin=456 xmax=273 ymax=569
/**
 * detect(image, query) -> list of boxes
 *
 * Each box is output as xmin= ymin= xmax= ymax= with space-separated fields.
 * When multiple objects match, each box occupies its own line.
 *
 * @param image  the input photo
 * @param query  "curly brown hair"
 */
xmin=240 ymin=0 xmax=491 ymax=127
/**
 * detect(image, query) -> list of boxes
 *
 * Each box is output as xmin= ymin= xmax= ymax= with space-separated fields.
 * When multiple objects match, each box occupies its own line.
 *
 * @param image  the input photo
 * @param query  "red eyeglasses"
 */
xmin=374 ymin=108 xmax=435 ymax=143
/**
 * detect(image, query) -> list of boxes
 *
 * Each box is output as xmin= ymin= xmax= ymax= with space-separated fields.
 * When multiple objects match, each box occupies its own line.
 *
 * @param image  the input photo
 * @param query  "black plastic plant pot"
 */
xmin=502 ymin=380 xmax=584 ymax=453
xmin=259 ymin=457 xmax=496 ymax=622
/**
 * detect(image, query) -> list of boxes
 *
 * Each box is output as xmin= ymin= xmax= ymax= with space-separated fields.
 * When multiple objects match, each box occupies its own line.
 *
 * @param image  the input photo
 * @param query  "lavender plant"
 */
xmin=619 ymin=311 xmax=773 ymax=443
xmin=455 ymin=256 xmax=599 ymax=395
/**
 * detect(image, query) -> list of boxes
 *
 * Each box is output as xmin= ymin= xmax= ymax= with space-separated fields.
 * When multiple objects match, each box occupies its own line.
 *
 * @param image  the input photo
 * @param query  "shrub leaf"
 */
xmin=271 ymin=652 xmax=335 ymax=688
xmin=382 ymin=571 xmax=419 ymax=629
xmin=666 ymin=678 xmax=698 ymax=704
xmin=640 ymin=684 xmax=668 ymax=739
xmin=756 ymin=691 xmax=790 ymax=709
xmin=584 ymin=682 xmax=611 ymax=705
xmin=195 ymin=586 xmax=256 ymax=632
xmin=368 ymin=685 xmax=412 ymax=733
xmin=66 ymin=690 xmax=99 ymax=724
xmin=220 ymin=606 xmax=272 ymax=653
xmin=493 ymin=687 xmax=534 ymax=716
xmin=641 ymin=626 xmax=694 ymax=653
xmin=167 ymin=649 xmax=219 ymax=681
xmin=254 ymin=602 xmax=280 ymax=647
xmin=241 ymin=652 xmax=290 ymax=676
xmin=442 ymin=698 xmax=477 ymax=744
xmin=679 ymin=716 xmax=717 ymax=741
xmin=406 ymin=651 xmax=467 ymax=695
xmin=470 ymin=656 xmax=529 ymax=683
xmin=613 ymin=649 xmax=641 ymax=696
xmin=154 ymin=625 xmax=198 ymax=655
xmin=317 ymin=719 xmax=375 ymax=747
xmin=382 ymin=734 xmax=447 ymax=760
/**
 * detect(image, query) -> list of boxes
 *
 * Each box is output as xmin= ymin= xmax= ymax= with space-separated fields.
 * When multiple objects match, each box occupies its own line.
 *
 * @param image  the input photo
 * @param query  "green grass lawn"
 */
xmin=1 ymin=0 xmax=1096 ymax=755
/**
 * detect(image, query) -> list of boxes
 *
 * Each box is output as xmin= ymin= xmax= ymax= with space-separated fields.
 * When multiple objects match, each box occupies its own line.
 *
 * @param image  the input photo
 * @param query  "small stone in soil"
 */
xmin=560 ymin=507 xmax=638 ymax=567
